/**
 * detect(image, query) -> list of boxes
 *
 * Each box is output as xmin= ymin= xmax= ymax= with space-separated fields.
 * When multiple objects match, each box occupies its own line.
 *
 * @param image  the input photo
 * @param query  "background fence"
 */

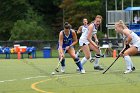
xmin=0 ymin=39 xmax=124 ymax=59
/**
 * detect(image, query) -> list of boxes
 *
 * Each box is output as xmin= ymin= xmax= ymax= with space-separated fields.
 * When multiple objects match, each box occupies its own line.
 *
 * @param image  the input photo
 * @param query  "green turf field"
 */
xmin=0 ymin=57 xmax=140 ymax=93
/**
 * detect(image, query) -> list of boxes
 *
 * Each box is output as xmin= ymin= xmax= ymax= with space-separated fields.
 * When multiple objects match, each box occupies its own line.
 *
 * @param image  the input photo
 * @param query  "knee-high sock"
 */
xmin=74 ymin=58 xmax=83 ymax=71
xmin=60 ymin=59 xmax=65 ymax=67
xmin=81 ymin=57 xmax=88 ymax=66
xmin=89 ymin=53 xmax=92 ymax=60
xmin=124 ymin=56 xmax=132 ymax=70
xmin=130 ymin=60 xmax=134 ymax=67
xmin=94 ymin=54 xmax=100 ymax=67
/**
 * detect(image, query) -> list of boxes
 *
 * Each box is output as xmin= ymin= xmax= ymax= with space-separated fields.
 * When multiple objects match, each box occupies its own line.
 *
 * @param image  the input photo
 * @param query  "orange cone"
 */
xmin=17 ymin=52 xmax=21 ymax=59
xmin=113 ymin=49 xmax=117 ymax=58
xmin=29 ymin=55 xmax=32 ymax=59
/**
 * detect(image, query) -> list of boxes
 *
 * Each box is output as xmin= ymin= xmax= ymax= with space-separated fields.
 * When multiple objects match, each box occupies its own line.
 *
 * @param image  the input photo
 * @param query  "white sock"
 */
xmin=94 ymin=58 xmax=100 ymax=67
xmin=81 ymin=57 xmax=88 ymax=66
xmin=94 ymin=54 xmax=100 ymax=67
xmin=89 ymin=53 xmax=92 ymax=60
xmin=124 ymin=56 xmax=132 ymax=70
xmin=61 ymin=66 xmax=65 ymax=70
xmin=130 ymin=61 xmax=134 ymax=68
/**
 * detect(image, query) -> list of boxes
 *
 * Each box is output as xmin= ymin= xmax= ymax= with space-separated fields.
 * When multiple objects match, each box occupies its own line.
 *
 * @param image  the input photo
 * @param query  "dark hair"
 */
xmin=64 ymin=22 xmax=70 ymax=29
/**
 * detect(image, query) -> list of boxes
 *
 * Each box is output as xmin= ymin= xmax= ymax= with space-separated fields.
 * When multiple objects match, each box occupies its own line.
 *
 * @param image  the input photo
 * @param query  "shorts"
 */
xmin=79 ymin=39 xmax=89 ymax=46
xmin=133 ymin=41 xmax=140 ymax=51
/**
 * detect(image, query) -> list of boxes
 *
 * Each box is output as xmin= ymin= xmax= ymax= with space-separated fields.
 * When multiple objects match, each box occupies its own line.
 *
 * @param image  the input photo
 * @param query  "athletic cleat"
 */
xmin=81 ymin=69 xmax=85 ymax=74
xmin=61 ymin=69 xmax=65 ymax=73
xmin=132 ymin=67 xmax=135 ymax=71
xmin=124 ymin=69 xmax=132 ymax=74
xmin=94 ymin=66 xmax=104 ymax=70
xmin=61 ymin=67 xmax=65 ymax=73
xmin=89 ymin=57 xmax=95 ymax=63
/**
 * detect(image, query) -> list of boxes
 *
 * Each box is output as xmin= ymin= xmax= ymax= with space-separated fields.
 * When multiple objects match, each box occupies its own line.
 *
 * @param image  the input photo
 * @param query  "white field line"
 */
xmin=0 ymin=74 xmax=68 ymax=83
xmin=0 ymin=79 xmax=17 ymax=83
xmin=0 ymin=69 xmax=140 ymax=83
xmin=23 ymin=76 xmax=48 ymax=80
xmin=0 ymin=76 xmax=48 ymax=83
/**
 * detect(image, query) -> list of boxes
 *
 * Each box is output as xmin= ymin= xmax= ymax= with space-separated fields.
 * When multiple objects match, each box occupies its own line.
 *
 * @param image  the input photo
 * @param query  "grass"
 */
xmin=0 ymin=57 xmax=140 ymax=93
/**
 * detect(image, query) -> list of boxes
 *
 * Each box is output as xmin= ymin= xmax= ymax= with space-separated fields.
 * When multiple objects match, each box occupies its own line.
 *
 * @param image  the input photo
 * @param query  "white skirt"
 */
xmin=133 ymin=41 xmax=140 ymax=51
xmin=79 ymin=38 xmax=89 ymax=46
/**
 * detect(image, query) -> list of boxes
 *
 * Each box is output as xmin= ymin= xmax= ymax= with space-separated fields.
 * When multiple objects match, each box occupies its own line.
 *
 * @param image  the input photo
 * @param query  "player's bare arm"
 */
xmin=77 ymin=26 xmax=82 ymax=34
xmin=59 ymin=31 xmax=64 ymax=57
xmin=87 ymin=24 xmax=98 ymax=48
xmin=123 ymin=29 xmax=132 ymax=45
xmin=71 ymin=30 xmax=78 ymax=46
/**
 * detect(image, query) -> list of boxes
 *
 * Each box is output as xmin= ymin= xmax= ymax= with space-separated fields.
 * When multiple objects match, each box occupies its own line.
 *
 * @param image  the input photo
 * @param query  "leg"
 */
xmin=58 ymin=49 xmax=65 ymax=73
xmin=123 ymin=46 xmax=138 ymax=74
xmin=89 ymin=43 xmax=104 ymax=70
xmin=80 ymin=44 xmax=91 ymax=66
xmin=67 ymin=48 xmax=85 ymax=73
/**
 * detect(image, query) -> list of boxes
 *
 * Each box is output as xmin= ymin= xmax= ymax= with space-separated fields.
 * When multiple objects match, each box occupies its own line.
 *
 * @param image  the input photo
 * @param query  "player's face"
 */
xmin=83 ymin=19 xmax=88 ymax=25
xmin=95 ymin=18 xmax=102 ymax=27
xmin=115 ymin=25 xmax=121 ymax=33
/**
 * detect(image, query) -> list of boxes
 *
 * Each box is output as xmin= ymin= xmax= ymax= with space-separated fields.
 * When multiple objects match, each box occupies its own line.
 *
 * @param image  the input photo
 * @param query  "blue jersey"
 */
xmin=58 ymin=30 xmax=73 ymax=49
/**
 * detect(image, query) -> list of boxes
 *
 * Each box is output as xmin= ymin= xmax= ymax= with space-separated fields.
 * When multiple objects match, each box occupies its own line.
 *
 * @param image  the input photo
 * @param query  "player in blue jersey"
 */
xmin=58 ymin=22 xmax=85 ymax=73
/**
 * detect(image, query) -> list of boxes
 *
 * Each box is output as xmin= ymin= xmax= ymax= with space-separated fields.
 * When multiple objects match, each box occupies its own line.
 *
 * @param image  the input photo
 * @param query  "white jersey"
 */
xmin=92 ymin=23 xmax=97 ymax=35
xmin=124 ymin=30 xmax=140 ymax=51
xmin=79 ymin=25 xmax=88 ymax=40
xmin=79 ymin=23 xmax=98 ymax=46
xmin=129 ymin=31 xmax=140 ymax=45
xmin=79 ymin=25 xmax=89 ymax=46
xmin=124 ymin=30 xmax=140 ymax=45
xmin=80 ymin=23 xmax=97 ymax=40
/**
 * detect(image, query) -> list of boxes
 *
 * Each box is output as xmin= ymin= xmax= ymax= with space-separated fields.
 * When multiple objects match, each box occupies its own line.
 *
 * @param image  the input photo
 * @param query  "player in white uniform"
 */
xmin=77 ymin=16 xmax=103 ymax=71
xmin=78 ymin=19 xmax=89 ymax=46
xmin=115 ymin=20 xmax=140 ymax=74
xmin=87 ymin=15 xmax=104 ymax=70
xmin=76 ymin=19 xmax=88 ymax=57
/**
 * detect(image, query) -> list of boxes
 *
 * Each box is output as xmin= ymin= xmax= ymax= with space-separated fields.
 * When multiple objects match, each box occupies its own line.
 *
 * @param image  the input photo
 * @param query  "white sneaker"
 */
xmin=81 ymin=69 xmax=86 ymax=74
xmin=124 ymin=69 xmax=132 ymax=74
xmin=61 ymin=67 xmax=65 ymax=73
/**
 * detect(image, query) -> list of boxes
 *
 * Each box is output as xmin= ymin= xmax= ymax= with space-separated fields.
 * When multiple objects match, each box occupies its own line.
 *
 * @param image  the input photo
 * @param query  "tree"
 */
xmin=10 ymin=20 xmax=46 ymax=40
xmin=0 ymin=0 xmax=29 ymax=40
xmin=28 ymin=0 xmax=63 ymax=39
xmin=10 ymin=8 xmax=49 ymax=40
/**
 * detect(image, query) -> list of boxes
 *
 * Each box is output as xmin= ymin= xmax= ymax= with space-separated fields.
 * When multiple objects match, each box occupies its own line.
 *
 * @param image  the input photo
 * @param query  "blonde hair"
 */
xmin=95 ymin=15 xmax=103 ymax=20
xmin=115 ymin=20 xmax=127 ymax=29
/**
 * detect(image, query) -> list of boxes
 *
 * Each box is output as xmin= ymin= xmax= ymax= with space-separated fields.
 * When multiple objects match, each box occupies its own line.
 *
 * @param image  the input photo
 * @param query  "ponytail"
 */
xmin=115 ymin=20 xmax=127 ymax=29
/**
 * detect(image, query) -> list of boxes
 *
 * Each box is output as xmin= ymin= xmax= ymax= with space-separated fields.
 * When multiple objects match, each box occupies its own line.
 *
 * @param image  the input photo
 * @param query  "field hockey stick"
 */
xmin=76 ymin=47 xmax=82 ymax=58
xmin=102 ymin=54 xmax=121 ymax=74
xmin=55 ymin=50 xmax=67 ymax=72
xmin=102 ymin=44 xmax=130 ymax=74
xmin=94 ymin=40 xmax=105 ymax=57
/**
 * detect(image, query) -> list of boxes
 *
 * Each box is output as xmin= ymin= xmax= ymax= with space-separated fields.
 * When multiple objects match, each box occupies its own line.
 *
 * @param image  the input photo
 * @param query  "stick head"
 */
xmin=55 ymin=68 xmax=59 ymax=72
xmin=102 ymin=71 xmax=106 ymax=74
xmin=51 ymin=72 xmax=55 ymax=75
